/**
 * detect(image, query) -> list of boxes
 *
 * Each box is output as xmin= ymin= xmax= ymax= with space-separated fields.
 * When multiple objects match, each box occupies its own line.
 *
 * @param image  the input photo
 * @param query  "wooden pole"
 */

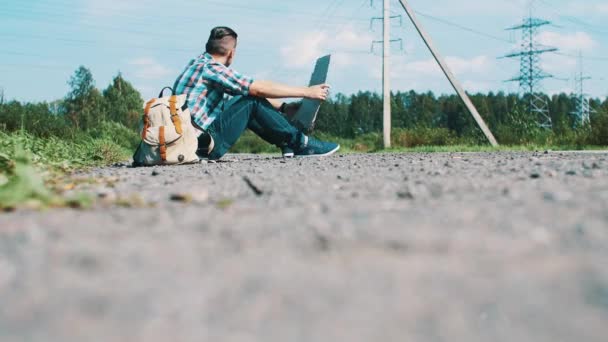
xmin=396 ymin=0 xmax=499 ymax=147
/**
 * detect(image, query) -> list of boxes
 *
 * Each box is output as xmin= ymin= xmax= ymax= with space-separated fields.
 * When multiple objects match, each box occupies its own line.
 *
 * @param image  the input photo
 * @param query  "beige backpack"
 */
xmin=133 ymin=87 xmax=199 ymax=167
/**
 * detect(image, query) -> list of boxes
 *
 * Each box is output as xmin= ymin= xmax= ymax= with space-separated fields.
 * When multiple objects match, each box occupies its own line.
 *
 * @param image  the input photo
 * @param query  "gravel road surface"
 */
xmin=1 ymin=152 xmax=608 ymax=342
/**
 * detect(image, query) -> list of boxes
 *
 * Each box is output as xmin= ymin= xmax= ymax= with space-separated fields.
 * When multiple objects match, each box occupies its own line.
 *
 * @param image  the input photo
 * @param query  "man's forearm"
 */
xmin=249 ymin=80 xmax=310 ymax=99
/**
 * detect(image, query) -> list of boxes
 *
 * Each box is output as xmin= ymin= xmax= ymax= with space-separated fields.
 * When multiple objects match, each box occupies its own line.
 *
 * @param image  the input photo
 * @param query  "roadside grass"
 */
xmin=0 ymin=122 xmax=137 ymax=171
xmin=0 ymin=124 xmax=138 ymax=210
xmin=382 ymin=145 xmax=608 ymax=153
xmin=231 ymin=130 xmax=607 ymax=154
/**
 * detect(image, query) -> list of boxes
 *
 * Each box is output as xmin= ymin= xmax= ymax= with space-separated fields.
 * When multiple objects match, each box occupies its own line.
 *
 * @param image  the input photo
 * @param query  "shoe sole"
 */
xmin=296 ymin=145 xmax=340 ymax=158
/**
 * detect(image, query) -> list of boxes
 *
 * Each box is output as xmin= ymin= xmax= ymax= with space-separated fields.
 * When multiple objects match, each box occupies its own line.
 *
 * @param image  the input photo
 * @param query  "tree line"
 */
xmin=1 ymin=66 xmax=607 ymax=147
xmin=315 ymin=91 xmax=608 ymax=146
xmin=0 ymin=66 xmax=142 ymax=138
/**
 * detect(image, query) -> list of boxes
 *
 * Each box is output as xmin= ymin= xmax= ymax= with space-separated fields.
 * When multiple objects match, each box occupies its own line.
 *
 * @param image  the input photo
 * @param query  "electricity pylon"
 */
xmin=503 ymin=13 xmax=557 ymax=129
xmin=571 ymin=52 xmax=593 ymax=127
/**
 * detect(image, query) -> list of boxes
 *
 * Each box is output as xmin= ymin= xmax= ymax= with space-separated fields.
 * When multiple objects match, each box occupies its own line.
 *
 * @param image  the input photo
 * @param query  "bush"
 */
xmin=0 ymin=131 xmax=132 ymax=170
xmin=392 ymin=127 xmax=459 ymax=147
xmin=231 ymin=131 xmax=278 ymax=154
xmin=90 ymin=121 xmax=140 ymax=150
xmin=589 ymin=112 xmax=608 ymax=146
xmin=89 ymin=139 xmax=131 ymax=165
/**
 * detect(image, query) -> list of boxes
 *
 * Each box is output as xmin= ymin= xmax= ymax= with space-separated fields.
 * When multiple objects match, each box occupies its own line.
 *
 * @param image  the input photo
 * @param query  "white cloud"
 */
xmin=538 ymin=31 xmax=597 ymax=52
xmin=128 ymin=58 xmax=173 ymax=80
xmin=400 ymin=59 xmax=438 ymax=76
xmin=280 ymin=26 xmax=373 ymax=69
xmin=280 ymin=32 xmax=326 ymax=68
xmin=462 ymin=80 xmax=495 ymax=93
xmin=383 ymin=55 xmax=492 ymax=79
xmin=365 ymin=54 xmax=497 ymax=94
xmin=133 ymin=85 xmax=157 ymax=99
xmin=445 ymin=56 xmax=491 ymax=74
xmin=541 ymin=53 xmax=577 ymax=74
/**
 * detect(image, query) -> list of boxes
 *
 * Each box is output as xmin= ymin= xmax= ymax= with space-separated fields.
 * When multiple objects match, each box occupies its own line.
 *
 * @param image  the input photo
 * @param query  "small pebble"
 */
xmin=397 ymin=190 xmax=414 ymax=200
xmin=170 ymin=193 xmax=192 ymax=203
xmin=543 ymin=191 xmax=572 ymax=202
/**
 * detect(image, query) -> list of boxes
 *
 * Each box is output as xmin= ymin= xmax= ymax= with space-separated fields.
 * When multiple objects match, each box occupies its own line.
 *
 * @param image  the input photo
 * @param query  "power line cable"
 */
xmin=555 ymin=51 xmax=608 ymax=62
xmin=535 ymin=0 xmax=608 ymax=35
xmin=413 ymin=11 xmax=513 ymax=44
xmin=1 ymin=1 xmax=369 ymax=27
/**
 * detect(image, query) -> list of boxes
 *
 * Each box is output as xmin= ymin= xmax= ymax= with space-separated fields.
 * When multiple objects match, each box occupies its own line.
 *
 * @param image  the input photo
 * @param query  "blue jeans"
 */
xmin=204 ymin=96 xmax=303 ymax=160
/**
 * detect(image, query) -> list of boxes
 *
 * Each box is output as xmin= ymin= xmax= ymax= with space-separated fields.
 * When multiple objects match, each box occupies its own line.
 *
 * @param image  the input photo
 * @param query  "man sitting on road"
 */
xmin=174 ymin=26 xmax=340 ymax=160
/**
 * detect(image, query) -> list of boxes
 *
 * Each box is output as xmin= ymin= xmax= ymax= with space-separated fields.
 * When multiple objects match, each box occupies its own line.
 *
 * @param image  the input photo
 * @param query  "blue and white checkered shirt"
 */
xmin=174 ymin=52 xmax=254 ymax=130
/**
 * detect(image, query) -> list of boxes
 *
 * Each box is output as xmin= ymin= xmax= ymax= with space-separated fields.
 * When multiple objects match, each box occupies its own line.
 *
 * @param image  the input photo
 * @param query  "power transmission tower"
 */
xmin=503 ymin=7 xmax=557 ymax=129
xmin=371 ymin=0 xmax=403 ymax=149
xmin=571 ymin=52 xmax=593 ymax=127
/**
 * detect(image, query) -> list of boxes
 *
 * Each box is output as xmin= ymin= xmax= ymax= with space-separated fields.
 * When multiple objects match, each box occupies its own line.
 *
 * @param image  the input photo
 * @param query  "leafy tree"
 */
xmin=441 ymin=95 xmax=468 ymax=134
xmin=103 ymin=73 xmax=143 ymax=130
xmin=349 ymin=91 xmax=382 ymax=134
xmin=391 ymin=92 xmax=410 ymax=129
xmin=406 ymin=91 xmax=439 ymax=127
xmin=0 ymin=100 xmax=69 ymax=137
xmin=64 ymin=66 xmax=106 ymax=131
xmin=590 ymin=104 xmax=608 ymax=145
xmin=494 ymin=105 xmax=542 ymax=145
xmin=550 ymin=93 xmax=575 ymax=134
xmin=317 ymin=93 xmax=352 ymax=137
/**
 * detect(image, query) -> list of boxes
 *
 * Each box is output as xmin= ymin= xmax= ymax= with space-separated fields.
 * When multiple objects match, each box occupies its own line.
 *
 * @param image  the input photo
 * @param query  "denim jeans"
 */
xmin=204 ymin=96 xmax=303 ymax=160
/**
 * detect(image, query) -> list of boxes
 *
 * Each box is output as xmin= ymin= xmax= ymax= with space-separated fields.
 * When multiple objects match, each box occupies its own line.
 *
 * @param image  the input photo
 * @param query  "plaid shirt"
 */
xmin=174 ymin=52 xmax=254 ymax=130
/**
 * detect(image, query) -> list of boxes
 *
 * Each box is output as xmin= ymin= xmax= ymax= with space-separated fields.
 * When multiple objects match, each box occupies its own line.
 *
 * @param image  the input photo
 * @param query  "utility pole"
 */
xmin=396 ymin=0 xmax=499 ymax=146
xmin=502 ymin=5 xmax=557 ymax=129
xmin=371 ymin=0 xmax=402 ymax=148
xmin=571 ymin=52 xmax=593 ymax=127
xmin=382 ymin=0 xmax=391 ymax=148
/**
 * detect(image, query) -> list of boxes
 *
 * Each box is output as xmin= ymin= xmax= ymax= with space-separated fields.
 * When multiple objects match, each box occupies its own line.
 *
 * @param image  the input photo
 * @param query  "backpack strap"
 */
xmin=142 ymin=99 xmax=156 ymax=139
xmin=169 ymin=95 xmax=183 ymax=135
xmin=158 ymin=87 xmax=175 ymax=98
xmin=159 ymin=126 xmax=167 ymax=161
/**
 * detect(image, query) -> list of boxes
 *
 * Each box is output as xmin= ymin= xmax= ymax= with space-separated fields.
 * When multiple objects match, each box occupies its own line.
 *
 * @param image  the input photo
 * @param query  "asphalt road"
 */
xmin=1 ymin=152 xmax=608 ymax=342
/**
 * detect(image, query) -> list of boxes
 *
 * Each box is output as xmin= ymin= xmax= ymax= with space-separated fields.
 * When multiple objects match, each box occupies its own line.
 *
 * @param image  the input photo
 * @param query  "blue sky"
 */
xmin=0 ymin=0 xmax=606 ymax=103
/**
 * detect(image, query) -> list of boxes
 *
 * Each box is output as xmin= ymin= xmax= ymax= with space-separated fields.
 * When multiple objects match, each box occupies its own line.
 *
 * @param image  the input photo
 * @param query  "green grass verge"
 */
xmin=381 ymin=145 xmax=608 ymax=153
xmin=231 ymin=130 xmax=607 ymax=154
xmin=0 ymin=123 xmax=138 ymax=210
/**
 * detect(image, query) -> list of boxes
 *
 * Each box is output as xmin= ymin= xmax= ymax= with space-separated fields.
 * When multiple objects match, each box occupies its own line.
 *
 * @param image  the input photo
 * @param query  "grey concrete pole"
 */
xmin=383 ymin=0 xmax=392 ymax=148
